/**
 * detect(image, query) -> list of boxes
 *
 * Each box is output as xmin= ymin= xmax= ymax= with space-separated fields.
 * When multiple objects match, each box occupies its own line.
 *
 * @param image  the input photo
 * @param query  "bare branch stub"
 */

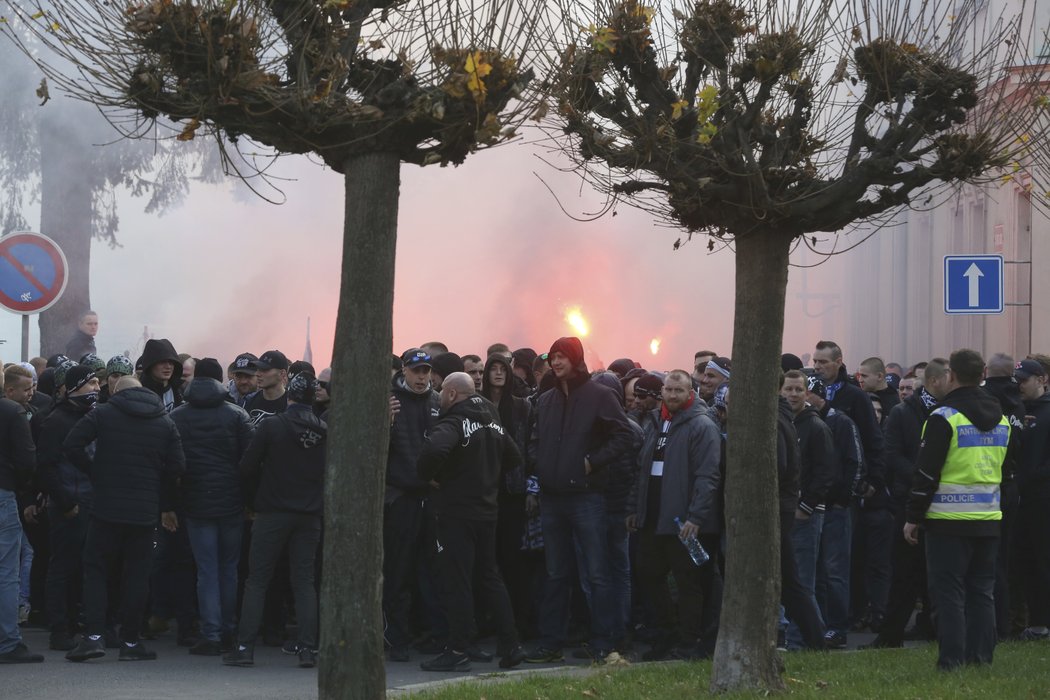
xmin=2 ymin=1 xmax=557 ymax=174
xmin=548 ymin=0 xmax=1050 ymax=243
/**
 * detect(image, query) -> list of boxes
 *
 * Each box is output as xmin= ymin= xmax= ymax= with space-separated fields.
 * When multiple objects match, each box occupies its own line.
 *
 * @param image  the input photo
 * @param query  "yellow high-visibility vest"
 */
xmin=923 ymin=406 xmax=1009 ymax=521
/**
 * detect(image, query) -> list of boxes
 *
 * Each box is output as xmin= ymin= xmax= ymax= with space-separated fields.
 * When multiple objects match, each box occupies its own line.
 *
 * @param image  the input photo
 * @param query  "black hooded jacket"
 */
xmin=171 ymin=378 xmax=254 ymax=518
xmin=906 ymin=385 xmax=1017 ymax=536
xmin=240 ymin=403 xmax=326 ymax=515
xmin=481 ymin=354 xmax=532 ymax=494
xmin=138 ymin=338 xmax=183 ymax=411
xmin=417 ymin=394 xmax=522 ymax=521
xmin=63 ymin=386 xmax=185 ymax=526
xmin=38 ymin=399 xmax=94 ymax=514
xmin=387 ymin=372 xmax=440 ymax=503
xmin=530 ymin=370 xmax=636 ymax=494
xmin=1017 ymin=390 xmax=1050 ymax=499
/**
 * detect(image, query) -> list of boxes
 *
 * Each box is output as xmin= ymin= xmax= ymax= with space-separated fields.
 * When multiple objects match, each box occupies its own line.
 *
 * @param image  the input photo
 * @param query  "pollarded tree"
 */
xmin=547 ymin=0 xmax=1049 ymax=691
xmin=2 ymin=1 xmax=553 ymax=697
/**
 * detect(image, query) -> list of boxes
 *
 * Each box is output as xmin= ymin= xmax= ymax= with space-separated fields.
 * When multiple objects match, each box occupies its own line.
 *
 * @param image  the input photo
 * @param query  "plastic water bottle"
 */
xmin=674 ymin=517 xmax=710 ymax=567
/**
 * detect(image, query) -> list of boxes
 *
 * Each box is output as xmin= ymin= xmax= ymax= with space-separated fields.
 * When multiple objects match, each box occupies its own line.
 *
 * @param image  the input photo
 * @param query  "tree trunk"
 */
xmin=319 ymin=151 xmax=400 ymax=700
xmin=710 ymin=231 xmax=791 ymax=693
xmin=37 ymin=108 xmax=93 ymax=358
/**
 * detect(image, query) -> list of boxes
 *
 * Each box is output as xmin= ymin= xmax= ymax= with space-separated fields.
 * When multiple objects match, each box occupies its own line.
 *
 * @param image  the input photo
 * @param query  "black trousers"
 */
xmin=925 ymin=530 xmax=997 ymax=669
xmin=237 ymin=512 xmax=321 ymax=648
xmin=1017 ymin=495 xmax=1050 ymax=627
xmin=780 ymin=511 xmax=825 ymax=649
xmin=83 ymin=519 xmax=154 ymax=642
xmin=383 ymin=494 xmax=425 ymax=648
xmin=873 ymin=509 xmax=928 ymax=646
xmin=636 ymin=526 xmax=722 ymax=653
xmin=432 ymin=515 xmax=518 ymax=653
xmin=45 ymin=506 xmax=88 ymax=634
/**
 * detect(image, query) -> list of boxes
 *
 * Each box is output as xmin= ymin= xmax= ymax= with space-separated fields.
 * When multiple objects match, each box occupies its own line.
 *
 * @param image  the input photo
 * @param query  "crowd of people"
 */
xmin=0 ymin=309 xmax=1036 ymax=676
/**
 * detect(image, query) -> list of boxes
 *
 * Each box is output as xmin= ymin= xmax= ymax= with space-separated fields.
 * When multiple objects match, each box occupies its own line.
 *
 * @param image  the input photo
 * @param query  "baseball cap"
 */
xmin=251 ymin=350 xmax=289 ymax=371
xmin=1015 ymin=359 xmax=1047 ymax=380
xmin=400 ymin=348 xmax=433 ymax=369
xmin=229 ymin=352 xmax=258 ymax=375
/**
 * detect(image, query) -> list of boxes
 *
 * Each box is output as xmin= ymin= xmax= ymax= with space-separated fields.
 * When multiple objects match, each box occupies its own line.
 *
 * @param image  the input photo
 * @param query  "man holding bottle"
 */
xmin=627 ymin=369 xmax=724 ymax=660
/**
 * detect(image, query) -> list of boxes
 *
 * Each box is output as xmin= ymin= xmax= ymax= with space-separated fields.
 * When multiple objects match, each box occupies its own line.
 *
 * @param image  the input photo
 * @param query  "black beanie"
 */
xmin=781 ymin=353 xmax=804 ymax=372
xmin=608 ymin=358 xmax=637 ymax=377
xmin=195 ymin=358 xmax=224 ymax=382
xmin=430 ymin=352 xmax=464 ymax=379
xmin=287 ymin=372 xmax=317 ymax=404
xmin=64 ymin=364 xmax=95 ymax=394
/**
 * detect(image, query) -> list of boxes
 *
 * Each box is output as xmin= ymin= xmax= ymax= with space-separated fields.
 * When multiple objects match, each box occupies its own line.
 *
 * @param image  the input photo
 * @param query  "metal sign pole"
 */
xmin=21 ymin=314 xmax=28 ymax=362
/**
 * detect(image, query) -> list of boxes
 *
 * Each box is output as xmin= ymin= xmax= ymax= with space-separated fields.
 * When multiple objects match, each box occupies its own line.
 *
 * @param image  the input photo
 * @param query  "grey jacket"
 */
xmin=630 ymin=399 xmax=723 ymax=535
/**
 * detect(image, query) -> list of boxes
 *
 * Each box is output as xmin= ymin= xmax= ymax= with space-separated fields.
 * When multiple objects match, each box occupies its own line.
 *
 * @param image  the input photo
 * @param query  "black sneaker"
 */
xmin=282 ymin=639 xmax=303 ymax=655
xmin=525 ymin=646 xmax=564 ymax=664
xmin=189 ymin=639 xmax=222 ymax=656
xmin=49 ymin=633 xmax=76 ymax=651
xmin=0 ymin=643 xmax=44 ymax=664
xmin=1020 ymin=627 xmax=1050 ymax=641
xmin=499 ymin=645 xmax=526 ymax=669
xmin=223 ymin=645 xmax=255 ymax=667
xmin=298 ymin=648 xmax=318 ymax=668
xmin=119 ymin=642 xmax=157 ymax=661
xmin=65 ymin=636 xmax=106 ymax=662
xmin=464 ymin=644 xmax=493 ymax=662
xmin=824 ymin=631 xmax=848 ymax=650
xmin=389 ymin=645 xmax=411 ymax=662
xmin=420 ymin=649 xmax=471 ymax=672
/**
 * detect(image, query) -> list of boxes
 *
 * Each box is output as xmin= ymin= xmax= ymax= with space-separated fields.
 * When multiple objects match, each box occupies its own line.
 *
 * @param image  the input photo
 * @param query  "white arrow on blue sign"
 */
xmin=944 ymin=255 xmax=1004 ymax=314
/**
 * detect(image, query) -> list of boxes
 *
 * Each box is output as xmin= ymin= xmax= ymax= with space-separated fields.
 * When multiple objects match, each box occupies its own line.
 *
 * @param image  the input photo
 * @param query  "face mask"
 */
xmin=69 ymin=392 xmax=98 ymax=409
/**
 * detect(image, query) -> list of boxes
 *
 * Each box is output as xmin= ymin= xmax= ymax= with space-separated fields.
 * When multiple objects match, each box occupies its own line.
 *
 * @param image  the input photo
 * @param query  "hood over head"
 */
xmin=137 ymin=339 xmax=183 ymax=384
xmin=548 ymin=337 xmax=588 ymax=375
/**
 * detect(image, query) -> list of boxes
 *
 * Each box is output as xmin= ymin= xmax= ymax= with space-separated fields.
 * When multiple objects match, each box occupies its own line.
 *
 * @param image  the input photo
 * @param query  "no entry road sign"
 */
xmin=944 ymin=255 xmax=1004 ymax=315
xmin=0 ymin=231 xmax=68 ymax=314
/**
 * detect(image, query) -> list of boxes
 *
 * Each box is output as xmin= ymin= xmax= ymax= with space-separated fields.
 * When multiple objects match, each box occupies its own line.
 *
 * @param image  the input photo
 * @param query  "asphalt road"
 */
xmin=4 ymin=627 xmax=592 ymax=699
xmin=6 ymin=626 xmax=886 ymax=698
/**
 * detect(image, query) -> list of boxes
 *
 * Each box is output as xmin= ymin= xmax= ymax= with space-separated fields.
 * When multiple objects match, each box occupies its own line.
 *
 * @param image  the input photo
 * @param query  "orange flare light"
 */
xmin=650 ymin=338 xmax=661 ymax=355
xmin=565 ymin=307 xmax=590 ymax=337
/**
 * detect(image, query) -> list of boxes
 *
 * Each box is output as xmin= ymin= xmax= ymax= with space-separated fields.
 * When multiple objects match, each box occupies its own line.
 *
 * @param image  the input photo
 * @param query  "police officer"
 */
xmin=903 ymin=349 xmax=1016 ymax=670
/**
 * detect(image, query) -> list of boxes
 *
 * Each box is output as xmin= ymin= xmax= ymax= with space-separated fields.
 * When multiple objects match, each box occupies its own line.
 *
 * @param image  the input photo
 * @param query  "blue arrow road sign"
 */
xmin=944 ymin=255 xmax=1004 ymax=315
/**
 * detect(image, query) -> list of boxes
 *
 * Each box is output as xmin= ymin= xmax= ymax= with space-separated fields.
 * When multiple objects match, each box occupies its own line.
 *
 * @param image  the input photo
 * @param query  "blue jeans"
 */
xmin=576 ymin=510 xmax=630 ymax=644
xmin=0 ymin=489 xmax=25 ymax=653
xmin=18 ymin=531 xmax=32 ymax=607
xmin=787 ymin=511 xmax=825 ymax=648
xmin=186 ymin=514 xmax=244 ymax=641
xmin=817 ymin=506 xmax=852 ymax=635
xmin=538 ymin=492 xmax=618 ymax=650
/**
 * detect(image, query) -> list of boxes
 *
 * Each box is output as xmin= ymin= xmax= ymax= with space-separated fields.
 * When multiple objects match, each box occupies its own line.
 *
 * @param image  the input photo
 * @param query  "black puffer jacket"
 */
xmin=63 ymin=387 xmax=185 ymax=526
xmin=387 ymin=373 xmax=440 ymax=503
xmin=530 ymin=372 xmax=636 ymax=494
xmin=38 ymin=400 xmax=94 ymax=514
xmin=417 ymin=394 xmax=522 ymax=521
xmin=240 ymin=403 xmax=326 ymax=515
xmin=171 ymin=378 xmax=254 ymax=519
